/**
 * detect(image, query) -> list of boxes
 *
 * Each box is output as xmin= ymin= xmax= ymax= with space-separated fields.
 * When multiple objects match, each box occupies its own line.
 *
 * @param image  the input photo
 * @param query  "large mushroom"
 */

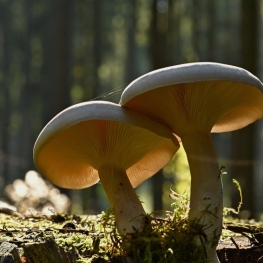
xmin=33 ymin=101 xmax=179 ymax=236
xmin=120 ymin=62 xmax=263 ymax=262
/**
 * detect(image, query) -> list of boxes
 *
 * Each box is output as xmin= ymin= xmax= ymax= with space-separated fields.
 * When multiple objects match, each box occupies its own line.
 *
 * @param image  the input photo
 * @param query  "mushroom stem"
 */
xmin=181 ymin=131 xmax=222 ymax=263
xmin=98 ymin=165 xmax=146 ymax=236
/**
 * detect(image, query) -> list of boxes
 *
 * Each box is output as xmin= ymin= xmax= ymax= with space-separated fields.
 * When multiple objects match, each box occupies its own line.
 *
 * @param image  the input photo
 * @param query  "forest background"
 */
xmin=1 ymin=0 xmax=263 ymax=221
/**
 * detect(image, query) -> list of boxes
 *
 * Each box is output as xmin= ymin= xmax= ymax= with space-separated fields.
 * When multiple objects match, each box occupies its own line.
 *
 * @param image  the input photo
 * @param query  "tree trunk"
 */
xmin=125 ymin=0 xmax=138 ymax=84
xmin=0 ymin=1 xmax=12 ymax=190
xmin=17 ymin=0 xmax=35 ymax=177
xmin=230 ymin=0 xmax=258 ymax=219
xmin=207 ymin=0 xmax=216 ymax=61
xmin=41 ymin=0 xmax=72 ymax=125
xmin=41 ymin=0 xmax=72 ymax=196
xmin=149 ymin=0 xmax=178 ymax=210
xmin=92 ymin=0 xmax=103 ymax=99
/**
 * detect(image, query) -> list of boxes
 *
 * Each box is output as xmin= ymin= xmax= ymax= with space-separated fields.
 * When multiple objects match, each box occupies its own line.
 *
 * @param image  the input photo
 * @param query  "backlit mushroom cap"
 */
xmin=33 ymin=101 xmax=178 ymax=189
xmin=34 ymin=101 xmax=179 ymax=236
xmin=120 ymin=62 xmax=263 ymax=136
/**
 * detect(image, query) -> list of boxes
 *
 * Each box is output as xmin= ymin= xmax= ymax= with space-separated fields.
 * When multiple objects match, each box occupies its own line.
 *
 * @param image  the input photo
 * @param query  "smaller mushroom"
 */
xmin=33 ymin=101 xmax=179 ymax=236
xmin=120 ymin=62 xmax=263 ymax=262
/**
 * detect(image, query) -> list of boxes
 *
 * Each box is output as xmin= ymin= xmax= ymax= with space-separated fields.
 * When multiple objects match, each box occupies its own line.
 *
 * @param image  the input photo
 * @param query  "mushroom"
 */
xmin=33 ymin=101 xmax=179 ymax=236
xmin=120 ymin=62 xmax=263 ymax=262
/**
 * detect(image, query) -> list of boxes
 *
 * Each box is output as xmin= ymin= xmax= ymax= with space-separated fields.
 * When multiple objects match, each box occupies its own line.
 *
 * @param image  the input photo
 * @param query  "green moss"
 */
xmin=2 ymin=185 xmax=263 ymax=263
xmin=118 ymin=192 xmax=205 ymax=263
xmin=0 ymin=193 xmax=207 ymax=262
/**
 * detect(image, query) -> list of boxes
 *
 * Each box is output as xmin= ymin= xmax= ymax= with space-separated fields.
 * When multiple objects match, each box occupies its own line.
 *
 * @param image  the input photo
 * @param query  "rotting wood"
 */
xmin=22 ymin=239 xmax=76 ymax=263
xmin=217 ymin=236 xmax=263 ymax=262
xmin=0 ymin=242 xmax=22 ymax=263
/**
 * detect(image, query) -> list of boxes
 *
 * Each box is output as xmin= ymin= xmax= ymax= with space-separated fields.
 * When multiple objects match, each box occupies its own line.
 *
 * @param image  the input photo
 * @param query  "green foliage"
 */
xmin=232 ymin=179 xmax=243 ymax=213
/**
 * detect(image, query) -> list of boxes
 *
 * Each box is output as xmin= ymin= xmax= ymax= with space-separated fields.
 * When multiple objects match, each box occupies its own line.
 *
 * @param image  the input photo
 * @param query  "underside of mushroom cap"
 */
xmin=33 ymin=101 xmax=179 ymax=189
xmin=120 ymin=63 xmax=263 ymax=136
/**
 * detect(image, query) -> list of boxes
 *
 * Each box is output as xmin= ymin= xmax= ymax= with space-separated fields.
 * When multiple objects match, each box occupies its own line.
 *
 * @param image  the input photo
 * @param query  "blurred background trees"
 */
xmin=0 ymin=0 xmax=263 ymax=219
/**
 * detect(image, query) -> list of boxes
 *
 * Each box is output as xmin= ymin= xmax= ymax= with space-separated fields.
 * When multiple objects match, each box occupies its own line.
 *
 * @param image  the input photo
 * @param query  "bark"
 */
xmin=18 ymin=0 xmax=35 ymax=176
xmin=125 ymin=0 xmax=138 ymax=84
xmin=41 ymin=0 xmax=72 ymax=125
xmin=0 ymin=1 xmax=11 ymax=187
xmin=230 ymin=0 xmax=258 ymax=219
xmin=207 ymin=0 xmax=216 ymax=61
xmin=149 ymin=0 xmax=178 ymax=211
xmin=92 ymin=0 xmax=103 ymax=98
xmin=40 ymin=0 xmax=73 ymax=196
xmin=23 ymin=240 xmax=77 ymax=263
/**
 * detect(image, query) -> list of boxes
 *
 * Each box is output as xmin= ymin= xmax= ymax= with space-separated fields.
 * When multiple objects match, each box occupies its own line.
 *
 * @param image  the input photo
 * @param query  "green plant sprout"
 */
xmin=223 ymin=178 xmax=243 ymax=217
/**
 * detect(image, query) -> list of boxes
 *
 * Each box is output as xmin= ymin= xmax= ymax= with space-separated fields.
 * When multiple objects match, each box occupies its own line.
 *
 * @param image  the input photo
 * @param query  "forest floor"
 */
xmin=0 ymin=201 xmax=263 ymax=263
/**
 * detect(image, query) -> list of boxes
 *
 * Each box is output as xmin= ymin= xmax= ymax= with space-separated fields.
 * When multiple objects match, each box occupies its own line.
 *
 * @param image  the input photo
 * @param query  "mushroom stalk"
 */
xmin=98 ymin=165 xmax=146 ymax=236
xmin=181 ymin=131 xmax=222 ymax=263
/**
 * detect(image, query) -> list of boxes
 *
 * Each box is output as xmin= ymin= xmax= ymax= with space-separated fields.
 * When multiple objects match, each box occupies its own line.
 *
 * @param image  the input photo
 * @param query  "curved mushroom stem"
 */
xmin=98 ymin=165 xmax=146 ymax=236
xmin=182 ymin=131 xmax=223 ymax=263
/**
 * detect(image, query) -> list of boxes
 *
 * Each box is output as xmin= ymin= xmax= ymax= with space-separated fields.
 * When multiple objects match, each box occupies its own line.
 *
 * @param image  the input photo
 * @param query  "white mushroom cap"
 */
xmin=33 ymin=101 xmax=179 ymax=189
xmin=120 ymin=62 xmax=263 ymax=136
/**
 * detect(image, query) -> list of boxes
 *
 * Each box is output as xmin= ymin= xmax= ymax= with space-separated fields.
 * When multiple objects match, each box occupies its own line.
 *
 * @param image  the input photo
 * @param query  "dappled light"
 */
xmin=4 ymin=170 xmax=71 ymax=215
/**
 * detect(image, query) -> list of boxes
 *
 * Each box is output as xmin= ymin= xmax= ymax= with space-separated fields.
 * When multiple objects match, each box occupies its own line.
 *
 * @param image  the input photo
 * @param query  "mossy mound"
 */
xmin=0 ymin=193 xmax=207 ymax=263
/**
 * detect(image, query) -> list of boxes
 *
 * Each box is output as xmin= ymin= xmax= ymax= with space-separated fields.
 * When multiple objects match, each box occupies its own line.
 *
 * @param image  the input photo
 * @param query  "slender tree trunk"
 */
xmin=82 ymin=0 xmax=105 ymax=213
xmin=41 ymin=0 xmax=72 ymax=125
xmin=41 ymin=0 xmax=72 ymax=196
xmin=230 ymin=0 xmax=258 ymax=219
xmin=0 ymin=1 xmax=12 ymax=190
xmin=125 ymin=0 xmax=137 ymax=84
xmin=207 ymin=0 xmax=216 ymax=61
xmin=168 ymin=0 xmax=181 ymax=64
xmin=225 ymin=0 xmax=241 ymax=66
xmin=18 ymin=0 xmax=34 ymax=176
xmin=150 ymin=0 xmax=165 ymax=211
xmin=150 ymin=0 xmax=170 ymax=70
xmin=149 ymin=0 xmax=177 ymax=210
xmin=92 ymin=0 xmax=103 ymax=98
xmin=192 ymin=0 xmax=202 ymax=61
